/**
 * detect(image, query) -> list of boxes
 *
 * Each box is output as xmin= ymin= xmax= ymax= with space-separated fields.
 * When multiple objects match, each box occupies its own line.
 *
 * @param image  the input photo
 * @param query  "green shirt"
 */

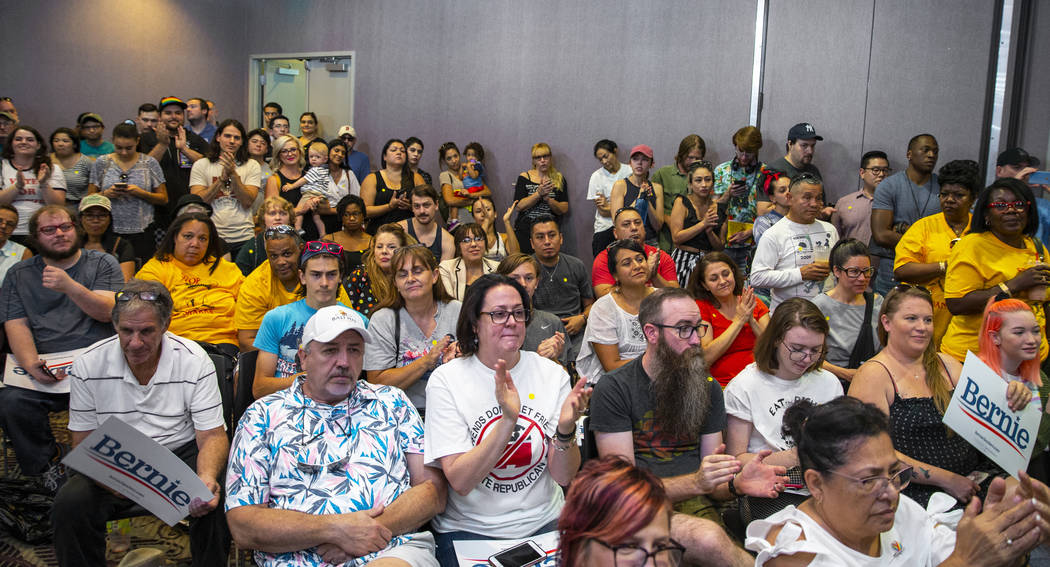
xmin=652 ymin=164 xmax=689 ymax=251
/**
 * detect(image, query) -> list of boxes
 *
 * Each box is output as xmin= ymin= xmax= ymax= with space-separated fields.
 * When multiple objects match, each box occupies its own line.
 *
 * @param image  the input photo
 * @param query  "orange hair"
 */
xmin=978 ymin=298 xmax=1042 ymax=386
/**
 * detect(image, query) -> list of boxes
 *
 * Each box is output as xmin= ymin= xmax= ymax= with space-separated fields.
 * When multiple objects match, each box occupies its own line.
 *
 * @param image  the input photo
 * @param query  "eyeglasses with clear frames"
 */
xmin=825 ymin=465 xmax=913 ymax=496
xmin=590 ymin=538 xmax=686 ymax=567
xmin=651 ymin=323 xmax=707 ymax=339
xmin=480 ymin=309 xmax=529 ymax=325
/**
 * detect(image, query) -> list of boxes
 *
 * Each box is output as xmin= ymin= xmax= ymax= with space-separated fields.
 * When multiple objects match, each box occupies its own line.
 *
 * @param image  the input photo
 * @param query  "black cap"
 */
xmin=174 ymin=194 xmax=212 ymax=215
xmin=997 ymin=147 xmax=1040 ymax=168
xmin=788 ymin=122 xmax=823 ymax=141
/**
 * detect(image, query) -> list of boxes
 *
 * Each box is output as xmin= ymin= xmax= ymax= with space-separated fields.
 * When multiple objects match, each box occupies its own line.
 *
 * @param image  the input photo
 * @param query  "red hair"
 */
xmin=978 ymin=298 xmax=1042 ymax=386
xmin=557 ymin=457 xmax=670 ymax=566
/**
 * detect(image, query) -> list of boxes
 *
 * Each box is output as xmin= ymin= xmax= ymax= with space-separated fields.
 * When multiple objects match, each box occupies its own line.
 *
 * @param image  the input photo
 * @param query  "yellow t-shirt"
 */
xmin=233 ymin=260 xmax=352 ymax=331
xmin=941 ymin=232 xmax=1048 ymax=362
xmin=136 ymin=257 xmax=244 ymax=346
xmin=894 ymin=213 xmax=970 ymax=348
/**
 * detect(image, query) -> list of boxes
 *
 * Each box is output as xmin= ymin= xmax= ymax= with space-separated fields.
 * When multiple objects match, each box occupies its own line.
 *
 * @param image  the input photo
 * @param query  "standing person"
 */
xmin=189 ymin=119 xmax=261 ymax=258
xmin=1 ymin=125 xmax=67 ymax=242
xmin=88 ymin=123 xmax=168 ymax=263
xmin=811 ymin=238 xmax=883 ymax=384
xmin=942 ymin=178 xmax=1050 ymax=363
xmin=77 ymin=194 xmax=136 ymax=281
xmin=49 ymin=128 xmax=92 ymax=206
xmin=611 ymin=145 xmax=664 ymax=247
xmin=870 ymin=134 xmax=941 ymax=295
xmin=398 ymin=185 xmax=455 ymax=262
xmin=325 ymin=137 xmax=360 ymax=203
xmin=268 ymin=115 xmax=291 ymax=140
xmin=323 ymin=194 xmax=372 ymax=271
xmin=53 ymin=279 xmax=230 ymax=567
xmin=688 ymin=252 xmax=769 ymax=387
xmin=343 ymin=223 xmax=414 ymax=316
xmin=366 ymin=245 xmax=461 ymax=412
xmin=406 ymin=136 xmax=432 ymax=186
xmin=470 ymin=195 xmax=519 ymax=261
xmin=264 ymin=135 xmax=324 ymax=240
xmin=530 ymin=214 xmax=594 ymax=361
xmin=184 ymin=98 xmax=216 ymax=142
xmin=752 ymin=170 xmax=790 ymax=245
xmin=832 ymin=150 xmax=890 ymax=244
xmin=437 ymin=141 xmax=467 ymax=226
xmin=438 ymin=223 xmax=499 ymax=301
xmin=652 ymin=134 xmax=706 ymax=251
xmin=588 ymin=139 xmax=632 ymax=256
xmin=337 ymin=124 xmax=370 ymax=184
xmin=750 ymin=174 xmax=839 ymax=309
xmin=894 ymin=159 xmax=978 ymax=347
xmin=362 ymin=139 xmax=423 ymax=233
xmin=713 ymin=126 xmax=768 ymax=274
xmin=497 ymin=253 xmax=567 ymax=364
xmin=669 ymin=160 xmax=724 ymax=284
xmin=245 ymin=128 xmax=273 ymax=200
xmin=234 ymin=195 xmax=295 ymax=277
xmin=424 ymin=274 xmax=590 ymax=566
xmin=0 ymin=204 xmax=30 ymax=284
xmin=261 ymin=102 xmax=282 ymax=139
xmin=765 ymin=123 xmax=827 ymax=216
xmin=139 ymin=97 xmax=207 ymax=228
xmin=134 ymin=103 xmax=160 ymax=135
xmin=297 ymin=112 xmax=323 ymax=149
xmin=512 ymin=143 xmax=568 ymax=254
xmin=76 ymin=113 xmax=114 ymax=158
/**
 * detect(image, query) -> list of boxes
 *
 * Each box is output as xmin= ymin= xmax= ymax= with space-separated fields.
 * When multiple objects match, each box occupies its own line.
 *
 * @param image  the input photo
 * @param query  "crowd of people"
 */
xmin=1 ymin=93 xmax=1050 ymax=566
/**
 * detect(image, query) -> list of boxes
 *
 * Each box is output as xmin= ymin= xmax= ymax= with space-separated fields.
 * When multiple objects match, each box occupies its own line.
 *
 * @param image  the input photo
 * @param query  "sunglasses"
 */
xmin=305 ymin=240 xmax=344 ymax=255
xmin=264 ymin=224 xmax=298 ymax=239
xmin=986 ymin=200 xmax=1030 ymax=211
xmin=893 ymin=283 xmax=931 ymax=295
xmin=116 ymin=290 xmax=160 ymax=302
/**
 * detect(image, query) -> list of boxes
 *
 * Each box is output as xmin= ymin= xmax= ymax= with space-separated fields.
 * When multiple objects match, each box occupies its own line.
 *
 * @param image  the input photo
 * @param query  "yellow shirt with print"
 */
xmin=233 ymin=260 xmax=352 ymax=332
xmin=136 ymin=257 xmax=244 ymax=346
xmin=941 ymin=231 xmax=1048 ymax=362
xmin=894 ymin=212 xmax=970 ymax=348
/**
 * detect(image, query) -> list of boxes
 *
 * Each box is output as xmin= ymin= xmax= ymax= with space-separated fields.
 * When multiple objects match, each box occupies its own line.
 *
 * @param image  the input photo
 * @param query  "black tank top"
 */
xmin=407 ymin=220 xmax=444 ymax=260
xmin=367 ymin=171 xmax=413 ymax=233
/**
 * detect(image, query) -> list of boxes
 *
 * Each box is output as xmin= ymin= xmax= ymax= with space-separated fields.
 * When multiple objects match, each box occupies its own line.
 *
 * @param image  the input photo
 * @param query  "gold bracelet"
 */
xmin=999 ymin=282 xmax=1011 ymax=296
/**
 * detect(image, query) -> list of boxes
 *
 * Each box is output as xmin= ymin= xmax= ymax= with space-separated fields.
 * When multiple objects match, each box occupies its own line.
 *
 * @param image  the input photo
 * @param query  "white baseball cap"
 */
xmin=337 ymin=125 xmax=356 ymax=138
xmin=301 ymin=305 xmax=371 ymax=348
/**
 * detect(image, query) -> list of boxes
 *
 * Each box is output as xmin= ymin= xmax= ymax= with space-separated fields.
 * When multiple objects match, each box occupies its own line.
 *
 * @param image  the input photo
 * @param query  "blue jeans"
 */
xmin=434 ymin=518 xmax=558 ymax=567
xmin=873 ymin=255 xmax=896 ymax=296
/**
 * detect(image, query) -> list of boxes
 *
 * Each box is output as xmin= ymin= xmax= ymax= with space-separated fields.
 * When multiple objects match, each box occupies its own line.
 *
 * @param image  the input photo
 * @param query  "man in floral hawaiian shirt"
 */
xmin=226 ymin=305 xmax=446 ymax=567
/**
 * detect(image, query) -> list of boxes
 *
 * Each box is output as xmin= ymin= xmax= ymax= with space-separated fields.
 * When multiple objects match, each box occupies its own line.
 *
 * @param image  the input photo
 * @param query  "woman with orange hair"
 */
xmin=512 ymin=142 xmax=568 ymax=253
xmin=557 ymin=456 xmax=683 ymax=567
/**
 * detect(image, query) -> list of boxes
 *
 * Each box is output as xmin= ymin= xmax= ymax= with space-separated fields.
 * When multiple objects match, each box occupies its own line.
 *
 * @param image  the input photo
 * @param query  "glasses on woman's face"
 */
xmin=987 ymin=200 xmax=1030 ymax=211
xmin=590 ymin=538 xmax=686 ymax=567
xmin=279 ymin=147 xmax=298 ymax=156
xmin=783 ymin=343 xmax=825 ymax=362
xmin=480 ymin=308 xmax=529 ymax=325
xmin=837 ymin=266 xmax=876 ymax=279
xmin=459 ymin=236 xmax=486 ymax=245
xmin=825 ymin=465 xmax=913 ymax=496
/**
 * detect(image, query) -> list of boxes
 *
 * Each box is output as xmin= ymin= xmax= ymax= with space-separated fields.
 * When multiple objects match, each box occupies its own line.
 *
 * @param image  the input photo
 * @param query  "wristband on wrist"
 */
xmin=999 ymin=282 xmax=1011 ymax=296
xmin=555 ymin=427 xmax=575 ymax=442
xmin=728 ymin=475 xmax=742 ymax=497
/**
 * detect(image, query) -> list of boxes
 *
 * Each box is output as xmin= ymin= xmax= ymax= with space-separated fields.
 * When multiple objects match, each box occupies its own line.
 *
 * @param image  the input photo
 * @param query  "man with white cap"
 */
xmin=338 ymin=125 xmax=371 ymax=184
xmin=226 ymin=305 xmax=446 ymax=567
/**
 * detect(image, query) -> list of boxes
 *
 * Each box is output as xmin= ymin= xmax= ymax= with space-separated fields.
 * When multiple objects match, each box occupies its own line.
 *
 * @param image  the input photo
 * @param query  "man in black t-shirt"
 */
xmin=530 ymin=214 xmax=594 ymax=360
xmin=590 ymin=288 xmax=788 ymax=567
xmin=138 ymin=96 xmax=207 ymax=228
xmin=764 ymin=122 xmax=834 ymax=218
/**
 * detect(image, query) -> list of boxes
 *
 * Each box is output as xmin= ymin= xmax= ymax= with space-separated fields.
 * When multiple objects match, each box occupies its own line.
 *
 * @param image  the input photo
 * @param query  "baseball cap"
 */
xmin=301 ymin=305 xmax=371 ymax=347
xmin=337 ymin=125 xmax=356 ymax=138
xmin=78 ymin=113 xmax=104 ymax=126
xmin=997 ymin=147 xmax=1041 ymax=168
xmin=0 ymin=111 xmax=15 ymax=122
xmin=788 ymin=122 xmax=823 ymax=141
xmin=78 ymin=194 xmax=112 ymax=213
xmin=629 ymin=144 xmax=654 ymax=160
xmin=174 ymin=194 xmax=213 ymax=215
xmin=158 ymin=96 xmax=188 ymax=110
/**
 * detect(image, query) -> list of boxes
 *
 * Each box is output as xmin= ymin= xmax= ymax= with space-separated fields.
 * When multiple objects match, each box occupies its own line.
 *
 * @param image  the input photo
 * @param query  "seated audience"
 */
xmin=366 ymin=246 xmax=461 ymax=412
xmin=669 ymin=160 xmax=724 ymax=285
xmin=399 ymin=185 xmax=454 ymax=262
xmin=586 ymin=139 xmax=632 ymax=256
xmin=136 ymin=212 xmax=243 ymax=355
xmin=323 ymin=194 xmax=372 ymax=271
xmin=362 ymin=138 xmax=423 ymax=233
xmin=529 ymin=214 xmax=593 ymax=361
xmin=589 ymin=288 xmax=787 ymax=567
xmin=688 ymin=251 xmax=769 ymax=387
xmin=49 ymin=127 xmax=92 ymax=205
xmin=576 ymin=239 xmax=655 ymax=384
xmin=253 ymin=240 xmax=352 ymax=398
xmin=611 ymin=144 xmax=664 ymax=247
xmin=497 ymin=253 xmax=568 ymax=364
xmin=557 ymin=457 xmax=683 ymax=567
xmin=189 ymin=119 xmax=261 ymax=258
xmin=894 ymin=159 xmax=979 ymax=348
xmin=438 ymin=222 xmax=499 ymax=301
xmin=811 ymin=238 xmax=882 ymax=384
xmin=470 ymin=195 xmax=518 ymax=261
xmin=0 ymin=205 xmax=122 ymax=489
xmin=77 ymin=194 xmax=136 ymax=280
xmin=226 ymin=305 xmax=446 ymax=566
xmin=513 ymin=142 xmax=569 ymax=253
xmin=942 ymin=178 xmax=1050 ymax=362
xmin=54 ymin=279 xmax=229 ymax=566
xmin=1 ymin=125 xmax=67 ymax=242
xmin=424 ymin=274 xmax=590 ymax=566
xmin=591 ymin=207 xmax=678 ymax=298
xmin=746 ymin=396 xmax=1050 ymax=566
xmin=713 ymin=126 xmax=769 ymax=276
xmin=234 ymin=195 xmax=295 ymax=276
xmin=343 ymin=222 xmax=414 ymax=316
xmin=848 ymin=285 xmax=994 ymax=507
xmin=0 ymin=204 xmax=30 ymax=283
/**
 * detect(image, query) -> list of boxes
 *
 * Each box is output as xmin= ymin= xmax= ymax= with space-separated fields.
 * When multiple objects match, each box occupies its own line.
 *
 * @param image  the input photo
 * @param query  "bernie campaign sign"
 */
xmin=942 ymin=352 xmax=1042 ymax=478
xmin=62 ymin=417 xmax=214 ymax=526
xmin=3 ymin=348 xmax=87 ymax=394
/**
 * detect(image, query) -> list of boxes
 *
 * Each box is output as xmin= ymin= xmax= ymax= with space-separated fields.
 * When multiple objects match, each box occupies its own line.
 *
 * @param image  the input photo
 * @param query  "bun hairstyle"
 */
xmin=781 ymin=397 xmax=889 ymax=474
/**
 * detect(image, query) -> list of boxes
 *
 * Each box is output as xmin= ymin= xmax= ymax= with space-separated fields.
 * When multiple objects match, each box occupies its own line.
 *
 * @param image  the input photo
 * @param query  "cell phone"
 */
xmin=37 ymin=362 xmax=58 ymax=381
xmin=488 ymin=540 xmax=546 ymax=567
xmin=1029 ymin=170 xmax=1050 ymax=186
xmin=114 ymin=182 xmax=128 ymax=189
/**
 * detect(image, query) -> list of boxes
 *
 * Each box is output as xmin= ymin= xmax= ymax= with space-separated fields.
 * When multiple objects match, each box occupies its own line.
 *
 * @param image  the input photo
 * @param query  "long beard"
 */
xmin=649 ymin=338 xmax=712 ymax=440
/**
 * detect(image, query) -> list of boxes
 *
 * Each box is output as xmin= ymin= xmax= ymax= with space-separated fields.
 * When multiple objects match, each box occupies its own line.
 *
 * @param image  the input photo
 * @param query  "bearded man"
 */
xmin=589 ymin=288 xmax=788 ymax=567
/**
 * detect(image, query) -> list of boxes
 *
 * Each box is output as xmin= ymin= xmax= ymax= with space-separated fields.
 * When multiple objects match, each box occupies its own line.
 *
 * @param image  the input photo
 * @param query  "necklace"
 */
xmin=541 ymin=257 xmax=561 ymax=284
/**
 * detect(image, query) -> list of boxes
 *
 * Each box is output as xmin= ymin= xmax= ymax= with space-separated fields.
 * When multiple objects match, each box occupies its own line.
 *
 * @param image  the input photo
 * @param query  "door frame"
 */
xmin=247 ymin=51 xmax=357 ymax=131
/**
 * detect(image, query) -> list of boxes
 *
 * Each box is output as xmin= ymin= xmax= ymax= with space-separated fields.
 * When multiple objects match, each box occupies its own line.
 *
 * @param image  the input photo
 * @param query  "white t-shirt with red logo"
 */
xmin=3 ymin=159 xmax=67 ymax=235
xmin=424 ymin=351 xmax=570 ymax=537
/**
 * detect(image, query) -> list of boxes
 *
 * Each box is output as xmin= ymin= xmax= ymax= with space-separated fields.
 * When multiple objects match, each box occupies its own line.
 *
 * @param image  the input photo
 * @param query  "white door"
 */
xmin=251 ymin=52 xmax=356 ymax=139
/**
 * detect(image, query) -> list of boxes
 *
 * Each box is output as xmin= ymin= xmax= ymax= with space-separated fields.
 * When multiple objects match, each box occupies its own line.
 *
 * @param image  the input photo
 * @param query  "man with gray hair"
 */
xmin=52 ymin=279 xmax=230 ymax=567
xmin=589 ymin=288 xmax=788 ymax=567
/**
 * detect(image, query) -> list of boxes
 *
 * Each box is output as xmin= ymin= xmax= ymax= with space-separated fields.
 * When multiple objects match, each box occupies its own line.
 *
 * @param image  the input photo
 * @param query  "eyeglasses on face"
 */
xmin=37 ymin=222 xmax=76 ymax=236
xmin=863 ymin=167 xmax=892 ymax=175
xmin=836 ymin=266 xmax=876 ymax=279
xmin=305 ymin=240 xmax=343 ymax=254
xmin=264 ymin=224 xmax=298 ymax=239
xmin=0 ymin=219 xmax=16 ymax=229
xmin=783 ymin=343 xmax=825 ymax=362
xmin=480 ymin=308 xmax=529 ymax=325
xmin=116 ymin=290 xmax=160 ymax=302
xmin=459 ymin=236 xmax=486 ymax=245
xmin=589 ymin=538 xmax=686 ymax=567
xmin=651 ymin=323 xmax=707 ymax=339
xmin=986 ymin=200 xmax=1030 ymax=211
xmin=279 ymin=147 xmax=299 ymax=155
xmin=825 ymin=465 xmax=913 ymax=496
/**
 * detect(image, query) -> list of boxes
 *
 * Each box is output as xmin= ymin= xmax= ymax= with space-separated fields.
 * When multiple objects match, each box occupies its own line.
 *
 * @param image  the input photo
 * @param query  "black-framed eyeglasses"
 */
xmin=116 ymin=290 xmax=160 ymax=302
xmin=589 ymin=538 xmax=686 ymax=567
xmin=987 ymin=200 xmax=1030 ymax=211
xmin=835 ymin=266 xmax=876 ymax=279
xmin=480 ymin=309 xmax=529 ymax=325
xmin=783 ymin=343 xmax=825 ymax=362
xmin=651 ymin=323 xmax=707 ymax=339
xmin=264 ymin=224 xmax=298 ymax=239
xmin=825 ymin=465 xmax=913 ymax=496
xmin=863 ymin=167 xmax=893 ymax=175
xmin=37 ymin=222 xmax=76 ymax=236
xmin=305 ymin=240 xmax=344 ymax=254
xmin=893 ymin=283 xmax=931 ymax=295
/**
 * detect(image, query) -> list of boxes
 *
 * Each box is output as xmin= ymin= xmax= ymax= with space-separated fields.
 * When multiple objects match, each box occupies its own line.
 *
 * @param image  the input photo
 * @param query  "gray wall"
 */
xmin=1013 ymin=0 xmax=1050 ymax=166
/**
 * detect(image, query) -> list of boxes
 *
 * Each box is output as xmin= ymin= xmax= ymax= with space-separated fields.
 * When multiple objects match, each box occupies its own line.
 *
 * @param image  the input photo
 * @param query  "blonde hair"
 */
xmin=270 ymin=135 xmax=304 ymax=170
xmin=363 ymin=223 xmax=417 ymax=310
xmin=307 ymin=141 xmax=329 ymax=160
xmin=254 ymin=195 xmax=295 ymax=229
xmin=532 ymin=142 xmax=563 ymax=188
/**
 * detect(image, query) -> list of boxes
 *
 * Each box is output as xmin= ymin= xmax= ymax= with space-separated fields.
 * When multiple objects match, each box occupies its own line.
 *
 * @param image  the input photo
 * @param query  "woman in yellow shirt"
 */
xmin=893 ymin=160 xmax=978 ymax=347
xmin=137 ymin=212 xmax=244 ymax=353
xmin=942 ymin=178 xmax=1050 ymax=362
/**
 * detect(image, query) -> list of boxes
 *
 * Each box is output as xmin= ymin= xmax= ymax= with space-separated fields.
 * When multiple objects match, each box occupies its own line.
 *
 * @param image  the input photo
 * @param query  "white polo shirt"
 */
xmin=68 ymin=332 xmax=226 ymax=449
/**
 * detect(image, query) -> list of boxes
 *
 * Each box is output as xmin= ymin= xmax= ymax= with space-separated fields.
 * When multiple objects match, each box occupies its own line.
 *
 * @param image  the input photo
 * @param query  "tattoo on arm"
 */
xmin=920 ymin=467 xmax=931 ymax=479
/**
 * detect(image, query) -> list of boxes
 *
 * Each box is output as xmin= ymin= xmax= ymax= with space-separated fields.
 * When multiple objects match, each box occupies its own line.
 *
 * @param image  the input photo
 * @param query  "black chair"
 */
xmin=231 ymin=351 xmax=259 ymax=430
